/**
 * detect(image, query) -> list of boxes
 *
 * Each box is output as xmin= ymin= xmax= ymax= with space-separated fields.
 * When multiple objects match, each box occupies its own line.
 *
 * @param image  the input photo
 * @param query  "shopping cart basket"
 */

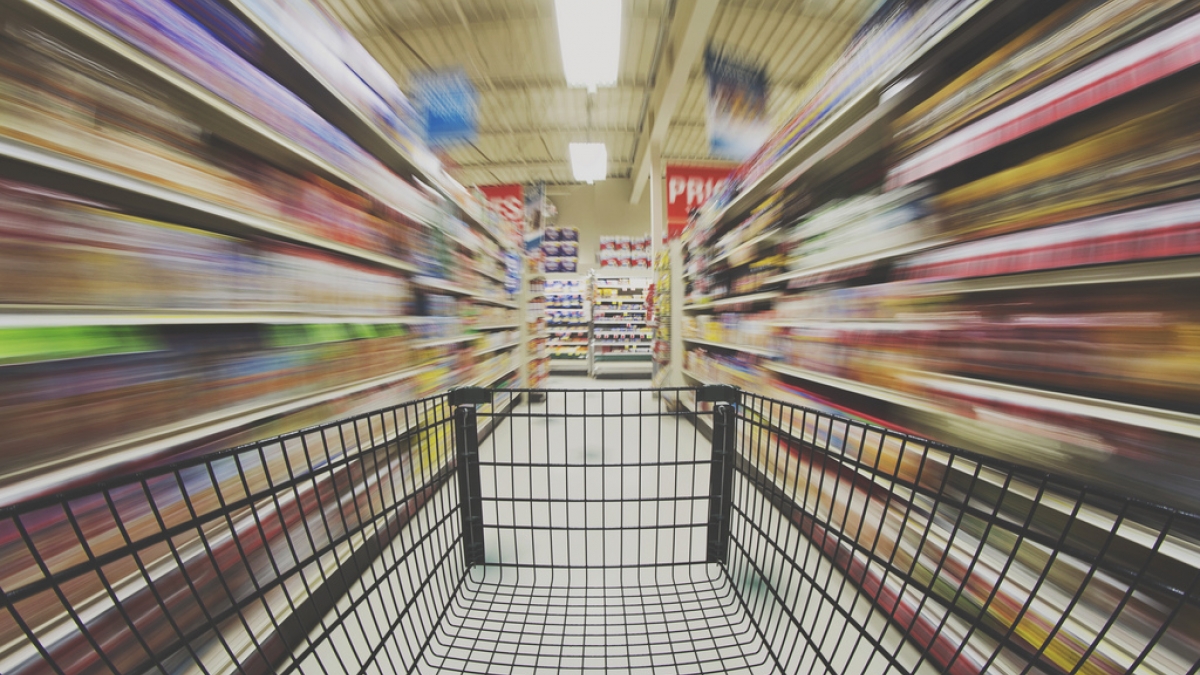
xmin=1 ymin=386 xmax=1197 ymax=675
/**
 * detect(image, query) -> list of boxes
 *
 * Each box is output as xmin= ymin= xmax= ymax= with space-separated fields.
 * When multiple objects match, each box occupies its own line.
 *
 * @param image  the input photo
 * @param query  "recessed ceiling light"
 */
xmin=569 ymin=142 xmax=607 ymax=183
xmin=555 ymin=0 xmax=621 ymax=92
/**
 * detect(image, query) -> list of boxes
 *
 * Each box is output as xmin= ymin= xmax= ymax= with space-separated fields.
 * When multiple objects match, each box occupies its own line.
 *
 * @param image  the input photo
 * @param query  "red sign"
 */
xmin=665 ymin=165 xmax=733 ymax=239
xmin=480 ymin=184 xmax=524 ymax=227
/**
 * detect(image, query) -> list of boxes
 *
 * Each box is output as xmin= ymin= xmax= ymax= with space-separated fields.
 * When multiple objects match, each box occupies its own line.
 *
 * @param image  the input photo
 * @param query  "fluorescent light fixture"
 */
xmin=555 ymin=0 xmax=621 ymax=91
xmin=570 ymin=142 xmax=607 ymax=183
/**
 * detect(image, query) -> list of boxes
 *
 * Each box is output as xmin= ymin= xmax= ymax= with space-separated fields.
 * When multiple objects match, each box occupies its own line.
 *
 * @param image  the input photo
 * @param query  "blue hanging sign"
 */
xmin=414 ymin=69 xmax=478 ymax=147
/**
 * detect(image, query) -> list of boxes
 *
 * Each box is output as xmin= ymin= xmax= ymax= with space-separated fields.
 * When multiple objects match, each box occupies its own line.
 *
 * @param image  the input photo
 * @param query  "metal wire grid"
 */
xmin=425 ymin=387 xmax=769 ymax=674
xmin=1 ymin=386 xmax=1198 ymax=675
xmin=732 ymin=392 xmax=1200 ymax=675
xmin=0 ymin=393 xmax=458 ymax=675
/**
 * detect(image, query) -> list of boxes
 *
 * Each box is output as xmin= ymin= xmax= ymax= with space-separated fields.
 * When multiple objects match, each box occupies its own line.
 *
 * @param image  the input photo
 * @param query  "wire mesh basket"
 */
xmin=1 ymin=386 xmax=1197 ymax=674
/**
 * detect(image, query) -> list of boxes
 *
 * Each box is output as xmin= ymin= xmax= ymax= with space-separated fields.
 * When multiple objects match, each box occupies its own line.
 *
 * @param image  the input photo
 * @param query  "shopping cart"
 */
xmin=1 ymin=386 xmax=1197 ymax=675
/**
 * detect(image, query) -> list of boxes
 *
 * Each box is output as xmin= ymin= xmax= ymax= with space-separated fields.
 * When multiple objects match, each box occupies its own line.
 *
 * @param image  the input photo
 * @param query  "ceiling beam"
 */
xmin=628 ymin=0 xmax=721 ymax=204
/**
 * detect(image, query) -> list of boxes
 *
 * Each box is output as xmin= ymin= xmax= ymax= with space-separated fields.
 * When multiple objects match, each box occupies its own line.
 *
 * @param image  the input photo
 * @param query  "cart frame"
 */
xmin=1 ymin=386 xmax=1197 ymax=674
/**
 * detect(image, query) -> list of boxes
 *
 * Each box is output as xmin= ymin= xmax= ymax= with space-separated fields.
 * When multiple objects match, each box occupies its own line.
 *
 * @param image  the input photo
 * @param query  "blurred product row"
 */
xmin=0 ymin=0 xmax=528 ymax=507
xmin=680 ymin=0 xmax=1200 ymax=508
xmin=668 ymin=2 xmax=1200 ymax=673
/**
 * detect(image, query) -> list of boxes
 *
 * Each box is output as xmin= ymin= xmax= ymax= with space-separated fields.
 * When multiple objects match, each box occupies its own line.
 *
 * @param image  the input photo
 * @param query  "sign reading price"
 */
xmin=665 ymin=165 xmax=733 ymax=239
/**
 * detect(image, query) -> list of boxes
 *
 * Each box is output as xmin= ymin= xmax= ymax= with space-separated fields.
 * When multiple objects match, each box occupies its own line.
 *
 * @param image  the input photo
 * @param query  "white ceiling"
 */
xmin=315 ymin=0 xmax=880 ymax=188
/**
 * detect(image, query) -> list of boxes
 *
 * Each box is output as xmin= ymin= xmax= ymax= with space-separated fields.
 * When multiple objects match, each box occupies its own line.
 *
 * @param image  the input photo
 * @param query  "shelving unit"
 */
xmin=678 ymin=0 xmax=1200 ymax=506
xmin=0 ymin=3 xmax=525 ymax=673
xmin=590 ymin=274 xmax=653 ymax=378
xmin=545 ymin=277 xmax=590 ymax=372
xmin=673 ymin=3 xmax=1200 ymax=672
xmin=521 ymin=260 xmax=549 ymax=390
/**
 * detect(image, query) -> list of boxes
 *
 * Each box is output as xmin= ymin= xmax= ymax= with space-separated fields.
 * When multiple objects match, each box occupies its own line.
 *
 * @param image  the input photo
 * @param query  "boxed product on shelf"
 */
xmin=0 ymin=321 xmax=476 ymax=488
xmin=0 ymin=180 xmax=415 ymax=315
xmin=0 ymin=25 xmax=438 ymax=262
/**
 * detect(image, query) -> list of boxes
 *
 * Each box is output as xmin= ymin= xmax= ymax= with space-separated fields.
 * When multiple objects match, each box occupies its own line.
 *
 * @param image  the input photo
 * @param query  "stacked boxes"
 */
xmin=542 ymin=226 xmax=580 ymax=272
xmin=599 ymin=235 xmax=651 ymax=268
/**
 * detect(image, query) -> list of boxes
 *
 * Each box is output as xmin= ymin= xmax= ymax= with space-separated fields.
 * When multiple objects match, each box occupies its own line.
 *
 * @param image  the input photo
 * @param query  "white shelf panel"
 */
xmin=0 ymin=138 xmax=421 ymax=275
xmin=906 ymin=257 xmax=1200 ymax=295
xmin=477 ymin=341 xmax=520 ymax=356
xmin=682 ymin=291 xmax=783 ymax=311
xmin=769 ymin=237 xmax=952 ymax=286
xmin=412 ymin=335 xmax=479 ymax=349
xmin=682 ymin=338 xmax=778 ymax=358
xmin=0 ymin=309 xmax=456 ymax=328
xmin=0 ymin=364 xmax=437 ymax=506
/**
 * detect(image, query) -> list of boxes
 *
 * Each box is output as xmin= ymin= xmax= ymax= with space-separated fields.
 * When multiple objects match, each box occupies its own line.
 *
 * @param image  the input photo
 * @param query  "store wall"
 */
xmin=549 ymin=178 xmax=658 ymax=275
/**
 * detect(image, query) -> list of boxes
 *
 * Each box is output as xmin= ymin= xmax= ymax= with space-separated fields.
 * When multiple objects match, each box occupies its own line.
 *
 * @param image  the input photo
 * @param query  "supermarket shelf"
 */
xmin=477 ymin=341 xmax=520 ymax=356
xmin=682 ymin=291 xmax=783 ymax=311
xmin=907 ymin=257 xmax=1200 ymax=295
xmin=471 ymin=296 xmax=520 ymax=309
xmin=591 ymin=361 xmax=654 ymax=375
xmin=548 ymin=326 xmax=591 ymax=331
xmin=682 ymin=338 xmax=778 ymax=359
xmin=8 ymin=0 xmax=435 ymax=223
xmin=595 ymin=320 xmax=647 ymax=326
xmin=697 ymin=0 xmax=999 ymax=234
xmin=549 ymin=340 xmax=590 ymax=346
xmin=413 ymin=276 xmax=519 ymax=307
xmin=0 ymin=309 xmax=458 ymax=328
xmin=745 ymin=383 xmax=1200 ymax=568
xmin=473 ymin=323 xmax=520 ymax=331
xmin=412 ymin=334 xmax=479 ymax=349
xmin=465 ymin=364 xmax=520 ymax=389
xmin=0 ymin=364 xmax=438 ymax=505
xmin=709 ymin=229 xmax=777 ymax=265
xmin=761 ymin=361 xmax=923 ymax=408
xmin=0 ymin=137 xmax=421 ymax=275
xmin=594 ymin=353 xmax=653 ymax=360
xmin=763 ymin=361 xmax=1200 ymax=440
xmin=682 ymin=369 xmax=711 ymax=385
xmin=216 ymin=0 xmax=504 ymax=243
xmin=908 ymin=372 xmax=1200 ymax=440
xmin=593 ymin=340 xmax=653 ymax=346
xmin=765 ymin=319 xmax=957 ymax=331
xmin=768 ymin=236 xmax=952 ymax=286
xmin=550 ymin=360 xmax=589 ymax=372
xmin=595 ymin=310 xmax=647 ymax=314
xmin=594 ymin=300 xmax=646 ymax=305
xmin=476 ymin=266 xmax=507 ymax=283
xmin=888 ymin=11 xmax=1200 ymax=188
